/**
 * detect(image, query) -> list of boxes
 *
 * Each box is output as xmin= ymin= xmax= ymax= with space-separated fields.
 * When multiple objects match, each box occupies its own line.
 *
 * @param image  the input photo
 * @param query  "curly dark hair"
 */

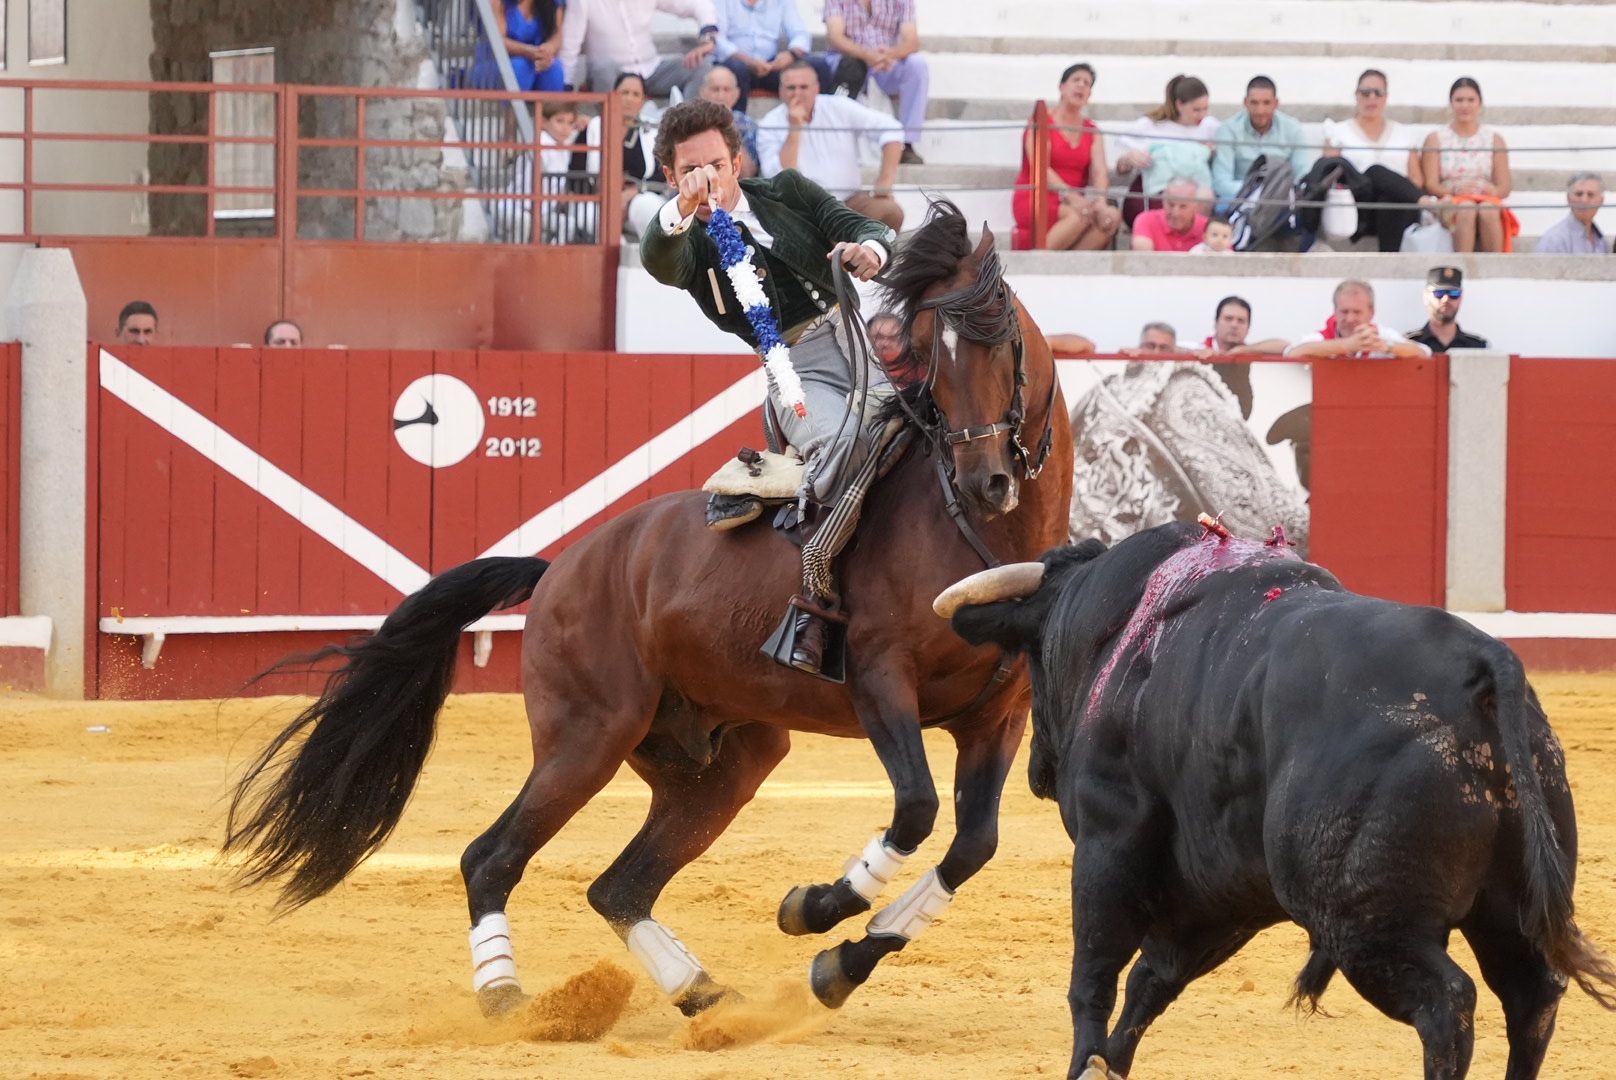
xmin=652 ymin=99 xmax=742 ymax=173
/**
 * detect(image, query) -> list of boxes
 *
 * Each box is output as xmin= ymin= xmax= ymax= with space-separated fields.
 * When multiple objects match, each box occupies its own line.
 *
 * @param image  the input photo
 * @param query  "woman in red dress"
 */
xmin=1013 ymin=63 xmax=1121 ymax=250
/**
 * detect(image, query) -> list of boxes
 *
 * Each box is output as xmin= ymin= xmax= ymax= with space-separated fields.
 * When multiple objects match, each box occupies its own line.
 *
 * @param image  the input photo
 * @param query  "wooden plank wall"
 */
xmin=1506 ymin=357 xmax=1616 ymax=613
xmin=93 ymin=346 xmax=758 ymax=698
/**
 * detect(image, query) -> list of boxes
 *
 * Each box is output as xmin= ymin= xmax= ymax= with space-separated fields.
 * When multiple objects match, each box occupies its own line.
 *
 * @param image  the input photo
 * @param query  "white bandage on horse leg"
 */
xmin=867 ymin=867 xmax=955 ymax=941
xmin=843 ymin=833 xmax=908 ymax=903
xmin=469 ymin=911 xmax=521 ymax=993
xmin=625 ymin=919 xmax=706 ymax=998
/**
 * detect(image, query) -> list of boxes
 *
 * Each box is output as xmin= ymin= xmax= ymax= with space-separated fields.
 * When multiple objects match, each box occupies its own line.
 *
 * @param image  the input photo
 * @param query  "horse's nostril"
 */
xmin=985 ymin=473 xmax=1013 ymax=503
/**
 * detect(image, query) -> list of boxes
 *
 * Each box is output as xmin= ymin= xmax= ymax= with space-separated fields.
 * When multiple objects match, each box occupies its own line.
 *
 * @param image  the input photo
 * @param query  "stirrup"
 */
xmin=761 ymin=594 xmax=849 ymax=684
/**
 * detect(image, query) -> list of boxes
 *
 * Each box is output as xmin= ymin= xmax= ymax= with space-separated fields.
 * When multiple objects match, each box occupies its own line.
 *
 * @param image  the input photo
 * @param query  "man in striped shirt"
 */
xmin=823 ymin=0 xmax=928 ymax=164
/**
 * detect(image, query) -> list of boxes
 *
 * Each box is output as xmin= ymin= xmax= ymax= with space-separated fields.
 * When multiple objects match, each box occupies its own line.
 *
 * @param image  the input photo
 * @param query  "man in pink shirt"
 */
xmin=1130 ymin=177 xmax=1207 ymax=252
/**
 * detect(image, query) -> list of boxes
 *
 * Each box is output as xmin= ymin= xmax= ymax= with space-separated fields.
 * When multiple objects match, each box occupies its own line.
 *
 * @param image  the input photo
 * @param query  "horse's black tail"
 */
xmin=1489 ymin=644 xmax=1616 ymax=1008
xmin=223 ymin=556 xmax=549 ymax=911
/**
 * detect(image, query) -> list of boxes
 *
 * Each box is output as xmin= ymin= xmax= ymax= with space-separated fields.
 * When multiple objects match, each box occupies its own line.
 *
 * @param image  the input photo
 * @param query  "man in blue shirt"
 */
xmin=714 ymin=0 xmax=832 ymax=111
xmin=1212 ymin=76 xmax=1313 ymax=205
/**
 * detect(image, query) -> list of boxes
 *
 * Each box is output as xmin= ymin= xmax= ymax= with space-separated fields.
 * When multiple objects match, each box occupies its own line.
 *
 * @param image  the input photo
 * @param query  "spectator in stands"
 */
xmin=1115 ymin=75 xmax=1219 ymax=227
xmin=1284 ymin=279 xmax=1431 ymax=359
xmin=823 ymin=0 xmax=929 ymax=164
xmin=471 ymin=1 xmax=567 ymax=93
xmin=757 ymin=60 xmax=905 ymax=230
xmin=1420 ymin=77 xmax=1515 ymax=253
xmin=700 ymin=64 xmax=759 ymax=175
xmin=1188 ymin=215 xmax=1233 ymax=254
xmin=264 ymin=320 xmax=303 ymax=348
xmin=1307 ymin=69 xmax=1428 ymax=252
xmin=1195 ymin=295 xmax=1287 ymax=418
xmin=1012 ymin=63 xmax=1120 ymax=251
xmin=1121 ymin=321 xmax=1184 ymax=357
xmin=1406 ymin=267 xmax=1489 ymax=351
xmin=1212 ymin=76 xmax=1311 ymax=205
xmin=1045 ymin=332 xmax=1096 ymax=354
xmin=559 ymin=0 xmax=719 ymax=99
xmin=1130 ymin=176 xmax=1207 ymax=252
xmin=116 ymin=301 xmax=158 ymax=346
xmin=713 ymin=0 xmax=831 ymax=112
xmin=579 ymin=72 xmax=666 ymax=240
xmin=1536 ymin=172 xmax=1610 ymax=255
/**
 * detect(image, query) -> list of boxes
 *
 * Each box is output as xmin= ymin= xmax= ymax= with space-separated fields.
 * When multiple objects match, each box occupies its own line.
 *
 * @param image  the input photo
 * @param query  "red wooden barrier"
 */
xmin=1310 ymin=355 xmax=1449 ymax=607
xmin=1506 ymin=357 xmax=1616 ymax=613
xmin=92 ymin=345 xmax=759 ymax=698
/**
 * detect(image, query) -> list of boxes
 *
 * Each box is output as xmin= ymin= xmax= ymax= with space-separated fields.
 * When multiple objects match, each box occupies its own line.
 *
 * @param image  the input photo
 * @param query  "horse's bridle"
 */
xmin=912 ymin=254 xmax=1058 ymax=482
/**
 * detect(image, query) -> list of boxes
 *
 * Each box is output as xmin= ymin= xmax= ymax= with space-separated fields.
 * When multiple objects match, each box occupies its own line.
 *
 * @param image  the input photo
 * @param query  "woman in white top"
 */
xmin=1115 ymin=74 xmax=1219 ymax=227
xmin=1304 ymin=68 xmax=1432 ymax=251
xmin=1420 ymin=77 xmax=1513 ymax=252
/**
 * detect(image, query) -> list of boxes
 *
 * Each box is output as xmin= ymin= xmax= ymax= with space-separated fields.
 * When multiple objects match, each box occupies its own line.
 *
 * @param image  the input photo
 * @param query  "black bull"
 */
xmin=942 ymin=521 xmax=1616 ymax=1080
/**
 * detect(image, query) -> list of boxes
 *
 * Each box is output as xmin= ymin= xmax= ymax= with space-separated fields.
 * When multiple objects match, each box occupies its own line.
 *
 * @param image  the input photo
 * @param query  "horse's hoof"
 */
xmin=777 ymin=884 xmax=817 ymax=936
xmin=477 ymin=982 xmax=529 ymax=1018
xmin=809 ymin=945 xmax=858 ymax=1009
xmin=674 ymin=974 xmax=741 ymax=1017
xmin=777 ymin=881 xmax=870 ymax=936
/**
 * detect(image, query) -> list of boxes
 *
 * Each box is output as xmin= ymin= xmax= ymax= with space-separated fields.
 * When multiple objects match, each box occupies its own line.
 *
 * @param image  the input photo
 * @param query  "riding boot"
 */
xmin=789 ymin=607 xmax=832 ymax=675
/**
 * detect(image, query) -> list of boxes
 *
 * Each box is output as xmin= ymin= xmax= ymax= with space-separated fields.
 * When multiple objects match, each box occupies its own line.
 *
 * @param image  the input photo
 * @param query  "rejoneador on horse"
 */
xmin=224 ymin=97 xmax=1074 ymax=1018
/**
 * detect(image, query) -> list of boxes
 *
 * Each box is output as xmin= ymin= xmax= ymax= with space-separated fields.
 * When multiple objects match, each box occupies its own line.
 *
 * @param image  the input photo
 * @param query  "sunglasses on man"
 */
xmin=1430 ymin=288 xmax=1462 ymax=300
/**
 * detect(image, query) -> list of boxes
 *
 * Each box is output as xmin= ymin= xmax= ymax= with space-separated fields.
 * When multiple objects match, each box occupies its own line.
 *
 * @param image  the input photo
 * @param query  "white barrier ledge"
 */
xmin=98 ymin=614 xmax=527 ymax=669
xmin=0 ymin=614 xmax=52 ymax=651
xmin=1454 ymin=612 xmax=1616 ymax=640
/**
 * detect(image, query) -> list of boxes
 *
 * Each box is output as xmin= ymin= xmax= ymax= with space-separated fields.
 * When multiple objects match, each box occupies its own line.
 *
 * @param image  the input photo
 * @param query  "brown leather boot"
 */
xmin=789 ymin=608 xmax=831 ymax=675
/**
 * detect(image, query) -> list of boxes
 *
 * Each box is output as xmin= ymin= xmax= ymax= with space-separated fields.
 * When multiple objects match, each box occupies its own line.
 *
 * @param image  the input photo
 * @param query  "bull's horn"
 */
xmin=932 ymin=562 xmax=1046 ymax=618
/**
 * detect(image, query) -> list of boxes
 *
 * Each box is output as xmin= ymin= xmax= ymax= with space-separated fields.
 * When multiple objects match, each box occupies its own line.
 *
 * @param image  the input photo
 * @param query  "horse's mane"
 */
xmin=882 ymin=199 xmax=974 ymax=341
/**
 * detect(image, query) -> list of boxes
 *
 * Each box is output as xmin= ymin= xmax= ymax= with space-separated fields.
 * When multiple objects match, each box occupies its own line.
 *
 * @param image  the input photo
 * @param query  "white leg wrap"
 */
xmin=469 ymin=912 xmax=522 ymax=993
xmin=843 ymin=833 xmax=908 ymax=903
xmin=867 ymin=867 xmax=954 ymax=942
xmin=625 ymin=919 xmax=706 ymax=998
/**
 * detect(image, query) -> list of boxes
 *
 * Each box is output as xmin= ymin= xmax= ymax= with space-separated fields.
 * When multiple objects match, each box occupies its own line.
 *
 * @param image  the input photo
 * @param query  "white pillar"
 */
xmin=1445 ymin=350 xmax=1510 ymax=613
xmin=2 ymin=248 xmax=87 ymax=696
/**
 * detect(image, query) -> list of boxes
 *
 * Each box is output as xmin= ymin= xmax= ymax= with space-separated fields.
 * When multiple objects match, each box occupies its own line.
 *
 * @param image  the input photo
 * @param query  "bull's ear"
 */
xmin=950 ymin=597 xmax=1045 ymax=654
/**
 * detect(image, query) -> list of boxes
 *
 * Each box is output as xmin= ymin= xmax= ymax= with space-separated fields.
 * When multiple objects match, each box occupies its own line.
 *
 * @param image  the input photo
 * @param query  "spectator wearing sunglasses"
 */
xmin=1406 ymin=266 xmax=1489 ymax=352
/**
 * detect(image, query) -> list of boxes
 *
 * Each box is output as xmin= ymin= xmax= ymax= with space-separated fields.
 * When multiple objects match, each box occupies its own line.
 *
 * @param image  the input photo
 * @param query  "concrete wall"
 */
xmin=148 ymin=0 xmax=463 ymax=241
xmin=617 ymin=250 xmax=1616 ymax=359
xmin=0 ymin=3 xmax=156 ymax=237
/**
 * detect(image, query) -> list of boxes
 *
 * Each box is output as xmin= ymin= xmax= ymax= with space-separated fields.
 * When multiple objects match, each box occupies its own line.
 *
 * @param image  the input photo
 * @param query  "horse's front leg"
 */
xmin=808 ymin=706 xmax=1027 ymax=1008
xmin=777 ymin=679 xmax=940 ymax=938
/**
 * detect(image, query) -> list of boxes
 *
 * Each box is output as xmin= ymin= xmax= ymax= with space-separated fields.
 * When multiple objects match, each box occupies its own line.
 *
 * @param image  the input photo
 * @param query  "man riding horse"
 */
xmin=641 ymin=98 xmax=897 ymax=679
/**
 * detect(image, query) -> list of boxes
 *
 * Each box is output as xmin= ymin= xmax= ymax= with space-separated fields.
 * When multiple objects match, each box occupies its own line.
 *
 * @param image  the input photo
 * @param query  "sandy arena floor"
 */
xmin=3 ymin=674 xmax=1615 ymax=1079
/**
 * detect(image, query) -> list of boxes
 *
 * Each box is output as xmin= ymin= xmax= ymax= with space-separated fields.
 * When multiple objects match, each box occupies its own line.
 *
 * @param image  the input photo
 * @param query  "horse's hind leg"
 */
xmin=461 ymin=689 xmax=652 ymax=1016
xmin=587 ymin=722 xmax=791 ymax=1015
xmin=1461 ymin=893 xmax=1567 ymax=1080
xmin=808 ymin=710 xmax=1025 ymax=1008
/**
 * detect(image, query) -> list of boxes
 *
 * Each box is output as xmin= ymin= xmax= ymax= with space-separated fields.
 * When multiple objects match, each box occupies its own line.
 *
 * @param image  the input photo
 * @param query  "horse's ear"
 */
xmin=973 ymin=223 xmax=995 ymax=260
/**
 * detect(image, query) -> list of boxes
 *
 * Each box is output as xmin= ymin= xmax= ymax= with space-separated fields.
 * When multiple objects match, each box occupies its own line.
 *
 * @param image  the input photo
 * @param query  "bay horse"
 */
xmin=225 ymin=200 xmax=1074 ymax=1018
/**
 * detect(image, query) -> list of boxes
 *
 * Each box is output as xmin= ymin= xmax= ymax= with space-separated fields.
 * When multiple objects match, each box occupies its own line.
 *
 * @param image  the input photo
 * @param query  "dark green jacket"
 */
xmin=640 ymin=170 xmax=896 ymax=349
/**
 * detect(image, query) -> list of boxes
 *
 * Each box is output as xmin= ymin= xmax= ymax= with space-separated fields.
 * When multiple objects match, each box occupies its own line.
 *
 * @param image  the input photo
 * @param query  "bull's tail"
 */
xmin=223 ymin=556 xmax=549 ymax=911
xmin=1287 ymin=944 xmax=1337 ymax=1015
xmin=1489 ymin=645 xmax=1616 ymax=1008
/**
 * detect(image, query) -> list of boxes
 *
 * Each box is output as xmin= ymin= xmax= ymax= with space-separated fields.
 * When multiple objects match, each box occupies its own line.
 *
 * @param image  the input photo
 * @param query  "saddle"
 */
xmin=702 ymin=447 xmax=806 ymax=534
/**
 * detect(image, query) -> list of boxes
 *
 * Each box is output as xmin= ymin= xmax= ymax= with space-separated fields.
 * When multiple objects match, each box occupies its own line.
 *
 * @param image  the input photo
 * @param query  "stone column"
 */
xmin=2 ymin=248 xmax=88 ymax=696
xmin=1445 ymin=350 xmax=1510 ymax=613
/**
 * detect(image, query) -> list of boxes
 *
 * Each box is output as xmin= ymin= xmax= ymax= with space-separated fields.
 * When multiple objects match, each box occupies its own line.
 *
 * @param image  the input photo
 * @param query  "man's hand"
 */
xmin=770 ymin=50 xmax=795 ymax=72
xmin=675 ymin=164 xmax=718 ymax=219
xmin=787 ymin=101 xmax=811 ymax=128
xmin=683 ymin=41 xmax=714 ymax=69
xmin=740 ymin=53 xmax=770 ymax=77
xmin=1346 ymin=324 xmax=1380 ymax=355
xmin=829 ymin=241 xmax=881 ymax=281
xmin=870 ymin=46 xmax=895 ymax=72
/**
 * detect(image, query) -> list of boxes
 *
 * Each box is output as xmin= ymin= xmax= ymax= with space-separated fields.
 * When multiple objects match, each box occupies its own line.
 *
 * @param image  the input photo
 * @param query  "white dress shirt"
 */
xmin=559 ymin=0 xmax=719 ymax=87
xmin=755 ymin=93 xmax=903 ymax=198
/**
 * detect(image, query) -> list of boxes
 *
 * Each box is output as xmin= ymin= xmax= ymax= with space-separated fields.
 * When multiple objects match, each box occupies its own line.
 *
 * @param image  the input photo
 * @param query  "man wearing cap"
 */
xmin=1406 ymin=267 xmax=1490 ymax=353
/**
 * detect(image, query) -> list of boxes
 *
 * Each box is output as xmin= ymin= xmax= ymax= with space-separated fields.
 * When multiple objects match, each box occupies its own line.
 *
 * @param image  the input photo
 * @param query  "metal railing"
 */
xmin=0 ymin=78 xmax=622 ymax=248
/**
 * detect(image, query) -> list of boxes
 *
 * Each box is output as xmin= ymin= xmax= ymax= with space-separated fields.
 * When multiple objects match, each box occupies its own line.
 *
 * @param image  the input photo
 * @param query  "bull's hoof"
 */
xmin=777 ymin=880 xmax=871 ymax=936
xmin=477 ymin=982 xmax=529 ymax=1018
xmin=674 ymin=974 xmax=741 ymax=1017
xmin=809 ymin=945 xmax=859 ymax=1009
